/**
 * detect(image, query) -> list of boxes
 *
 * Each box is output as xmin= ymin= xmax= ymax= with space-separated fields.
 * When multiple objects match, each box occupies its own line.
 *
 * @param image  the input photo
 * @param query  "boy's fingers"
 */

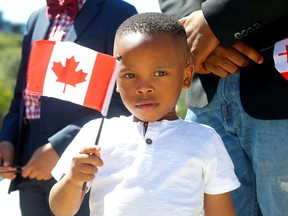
xmin=79 ymin=146 xmax=101 ymax=157
xmin=72 ymin=153 xmax=103 ymax=168
xmin=82 ymin=154 xmax=104 ymax=167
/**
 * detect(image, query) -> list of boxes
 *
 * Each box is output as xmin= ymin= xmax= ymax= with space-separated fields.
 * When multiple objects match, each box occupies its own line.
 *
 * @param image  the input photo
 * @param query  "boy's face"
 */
xmin=114 ymin=32 xmax=192 ymax=122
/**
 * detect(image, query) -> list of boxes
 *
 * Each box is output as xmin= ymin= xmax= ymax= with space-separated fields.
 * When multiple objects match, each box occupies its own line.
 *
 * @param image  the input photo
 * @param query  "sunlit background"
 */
xmin=0 ymin=0 xmax=161 ymax=24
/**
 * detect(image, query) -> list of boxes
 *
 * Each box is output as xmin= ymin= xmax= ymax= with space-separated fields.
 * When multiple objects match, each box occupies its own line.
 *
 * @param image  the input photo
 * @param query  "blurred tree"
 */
xmin=176 ymin=89 xmax=188 ymax=119
xmin=0 ymin=33 xmax=22 ymax=126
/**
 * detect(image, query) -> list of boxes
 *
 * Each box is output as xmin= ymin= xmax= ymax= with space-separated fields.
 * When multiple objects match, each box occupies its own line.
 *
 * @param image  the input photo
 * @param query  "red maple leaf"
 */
xmin=51 ymin=56 xmax=88 ymax=93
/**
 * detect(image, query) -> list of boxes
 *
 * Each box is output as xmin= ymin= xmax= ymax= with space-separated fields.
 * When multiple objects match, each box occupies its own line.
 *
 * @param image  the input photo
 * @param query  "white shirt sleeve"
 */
xmin=51 ymin=119 xmax=99 ymax=181
xmin=203 ymin=132 xmax=240 ymax=194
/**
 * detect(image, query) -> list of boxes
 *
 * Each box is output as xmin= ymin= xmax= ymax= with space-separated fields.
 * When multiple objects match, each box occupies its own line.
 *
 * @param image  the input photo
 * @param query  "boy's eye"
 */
xmin=155 ymin=71 xmax=167 ymax=77
xmin=123 ymin=73 xmax=135 ymax=79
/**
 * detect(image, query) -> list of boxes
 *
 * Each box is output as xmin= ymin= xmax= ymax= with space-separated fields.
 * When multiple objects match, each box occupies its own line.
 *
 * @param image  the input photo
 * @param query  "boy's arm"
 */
xmin=49 ymin=146 xmax=102 ymax=216
xmin=204 ymin=192 xmax=236 ymax=216
xmin=49 ymin=174 xmax=86 ymax=216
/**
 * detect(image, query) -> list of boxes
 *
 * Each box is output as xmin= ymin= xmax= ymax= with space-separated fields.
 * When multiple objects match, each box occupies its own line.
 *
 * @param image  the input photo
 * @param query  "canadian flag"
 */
xmin=273 ymin=38 xmax=288 ymax=80
xmin=26 ymin=40 xmax=120 ymax=116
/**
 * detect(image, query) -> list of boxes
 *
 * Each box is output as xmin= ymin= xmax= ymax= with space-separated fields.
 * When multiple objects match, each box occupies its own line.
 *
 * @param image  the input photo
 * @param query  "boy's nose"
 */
xmin=136 ymin=83 xmax=154 ymax=94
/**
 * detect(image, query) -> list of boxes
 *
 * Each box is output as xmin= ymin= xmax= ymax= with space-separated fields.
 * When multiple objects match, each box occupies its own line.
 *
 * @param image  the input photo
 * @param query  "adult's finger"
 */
xmin=204 ymin=46 xmax=248 ymax=76
xmin=232 ymin=41 xmax=264 ymax=64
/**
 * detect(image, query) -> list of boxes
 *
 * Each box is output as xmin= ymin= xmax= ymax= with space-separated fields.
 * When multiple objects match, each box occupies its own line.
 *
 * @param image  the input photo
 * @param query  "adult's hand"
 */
xmin=22 ymin=143 xmax=59 ymax=180
xmin=0 ymin=141 xmax=16 ymax=180
xmin=204 ymin=41 xmax=264 ymax=77
xmin=180 ymin=10 xmax=220 ymax=73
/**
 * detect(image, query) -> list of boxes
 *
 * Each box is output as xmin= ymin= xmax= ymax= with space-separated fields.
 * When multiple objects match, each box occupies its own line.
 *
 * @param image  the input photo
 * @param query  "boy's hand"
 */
xmin=67 ymin=146 xmax=103 ymax=187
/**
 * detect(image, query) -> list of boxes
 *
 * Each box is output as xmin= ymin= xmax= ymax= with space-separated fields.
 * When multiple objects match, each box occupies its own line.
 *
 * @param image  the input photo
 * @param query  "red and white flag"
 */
xmin=26 ymin=40 xmax=120 ymax=116
xmin=273 ymin=38 xmax=288 ymax=80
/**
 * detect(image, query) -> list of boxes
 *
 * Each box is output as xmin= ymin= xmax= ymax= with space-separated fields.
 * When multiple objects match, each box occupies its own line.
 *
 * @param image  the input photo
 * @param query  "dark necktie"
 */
xmin=46 ymin=0 xmax=79 ymax=20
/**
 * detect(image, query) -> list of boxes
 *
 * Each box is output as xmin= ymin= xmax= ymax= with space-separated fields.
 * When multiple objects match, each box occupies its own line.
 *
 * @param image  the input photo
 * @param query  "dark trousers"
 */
xmin=18 ymin=178 xmax=90 ymax=216
xmin=17 ymin=120 xmax=90 ymax=215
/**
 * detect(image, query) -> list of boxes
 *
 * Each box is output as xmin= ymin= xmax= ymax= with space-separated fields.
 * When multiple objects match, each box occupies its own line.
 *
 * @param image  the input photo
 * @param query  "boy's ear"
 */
xmin=116 ymin=83 xmax=120 ymax=92
xmin=182 ymin=63 xmax=193 ymax=89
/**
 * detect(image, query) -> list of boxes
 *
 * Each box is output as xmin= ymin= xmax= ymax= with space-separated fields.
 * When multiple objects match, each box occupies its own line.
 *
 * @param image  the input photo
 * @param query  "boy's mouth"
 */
xmin=135 ymin=102 xmax=159 ymax=111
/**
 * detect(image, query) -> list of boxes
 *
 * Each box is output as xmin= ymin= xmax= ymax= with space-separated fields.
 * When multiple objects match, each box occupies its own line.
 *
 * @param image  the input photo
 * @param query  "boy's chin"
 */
xmin=133 ymin=115 xmax=159 ymax=122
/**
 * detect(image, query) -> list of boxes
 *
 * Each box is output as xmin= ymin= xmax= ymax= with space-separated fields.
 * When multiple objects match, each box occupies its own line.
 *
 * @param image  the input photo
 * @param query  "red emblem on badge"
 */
xmin=273 ymin=38 xmax=288 ymax=80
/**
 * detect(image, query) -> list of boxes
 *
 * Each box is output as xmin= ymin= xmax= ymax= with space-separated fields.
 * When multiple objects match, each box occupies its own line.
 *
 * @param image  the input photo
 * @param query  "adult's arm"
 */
xmin=0 ymin=12 xmax=37 ymax=144
xmin=0 ymin=10 xmax=39 ymax=161
xmin=202 ymin=0 xmax=288 ymax=47
xmin=181 ymin=0 xmax=288 ymax=73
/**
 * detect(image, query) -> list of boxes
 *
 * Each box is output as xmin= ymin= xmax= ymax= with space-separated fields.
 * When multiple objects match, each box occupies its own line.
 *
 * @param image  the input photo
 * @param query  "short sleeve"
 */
xmin=203 ymin=132 xmax=240 ymax=195
xmin=51 ymin=119 xmax=99 ymax=181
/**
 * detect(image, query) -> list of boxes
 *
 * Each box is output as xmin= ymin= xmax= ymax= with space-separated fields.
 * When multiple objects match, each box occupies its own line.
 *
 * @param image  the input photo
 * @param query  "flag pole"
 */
xmin=82 ymin=115 xmax=105 ymax=191
xmin=94 ymin=115 xmax=105 ymax=145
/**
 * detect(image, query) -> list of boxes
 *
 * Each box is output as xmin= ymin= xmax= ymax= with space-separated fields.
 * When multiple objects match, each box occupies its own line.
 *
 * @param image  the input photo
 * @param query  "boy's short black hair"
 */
xmin=115 ymin=12 xmax=187 ymax=41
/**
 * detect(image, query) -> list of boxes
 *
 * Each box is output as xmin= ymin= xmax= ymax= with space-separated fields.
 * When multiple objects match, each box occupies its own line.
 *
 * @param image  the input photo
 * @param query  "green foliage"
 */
xmin=176 ymin=89 xmax=188 ymax=119
xmin=0 ymin=33 xmax=22 ymax=125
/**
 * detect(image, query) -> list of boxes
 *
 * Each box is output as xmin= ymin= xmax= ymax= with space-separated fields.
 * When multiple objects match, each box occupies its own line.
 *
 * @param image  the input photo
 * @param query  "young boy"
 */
xmin=49 ymin=12 xmax=240 ymax=216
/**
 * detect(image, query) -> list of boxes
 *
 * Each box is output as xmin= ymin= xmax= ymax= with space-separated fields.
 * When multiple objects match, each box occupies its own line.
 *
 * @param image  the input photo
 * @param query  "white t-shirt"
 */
xmin=52 ymin=116 xmax=240 ymax=216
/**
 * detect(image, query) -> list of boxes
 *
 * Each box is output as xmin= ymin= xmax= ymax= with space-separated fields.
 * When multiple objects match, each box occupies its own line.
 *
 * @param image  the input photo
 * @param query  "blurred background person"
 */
xmin=0 ymin=0 xmax=137 ymax=215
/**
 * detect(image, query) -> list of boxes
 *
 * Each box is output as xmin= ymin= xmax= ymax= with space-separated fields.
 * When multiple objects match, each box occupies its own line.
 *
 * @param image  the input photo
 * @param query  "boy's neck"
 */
xmin=132 ymin=115 xmax=179 ymax=123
